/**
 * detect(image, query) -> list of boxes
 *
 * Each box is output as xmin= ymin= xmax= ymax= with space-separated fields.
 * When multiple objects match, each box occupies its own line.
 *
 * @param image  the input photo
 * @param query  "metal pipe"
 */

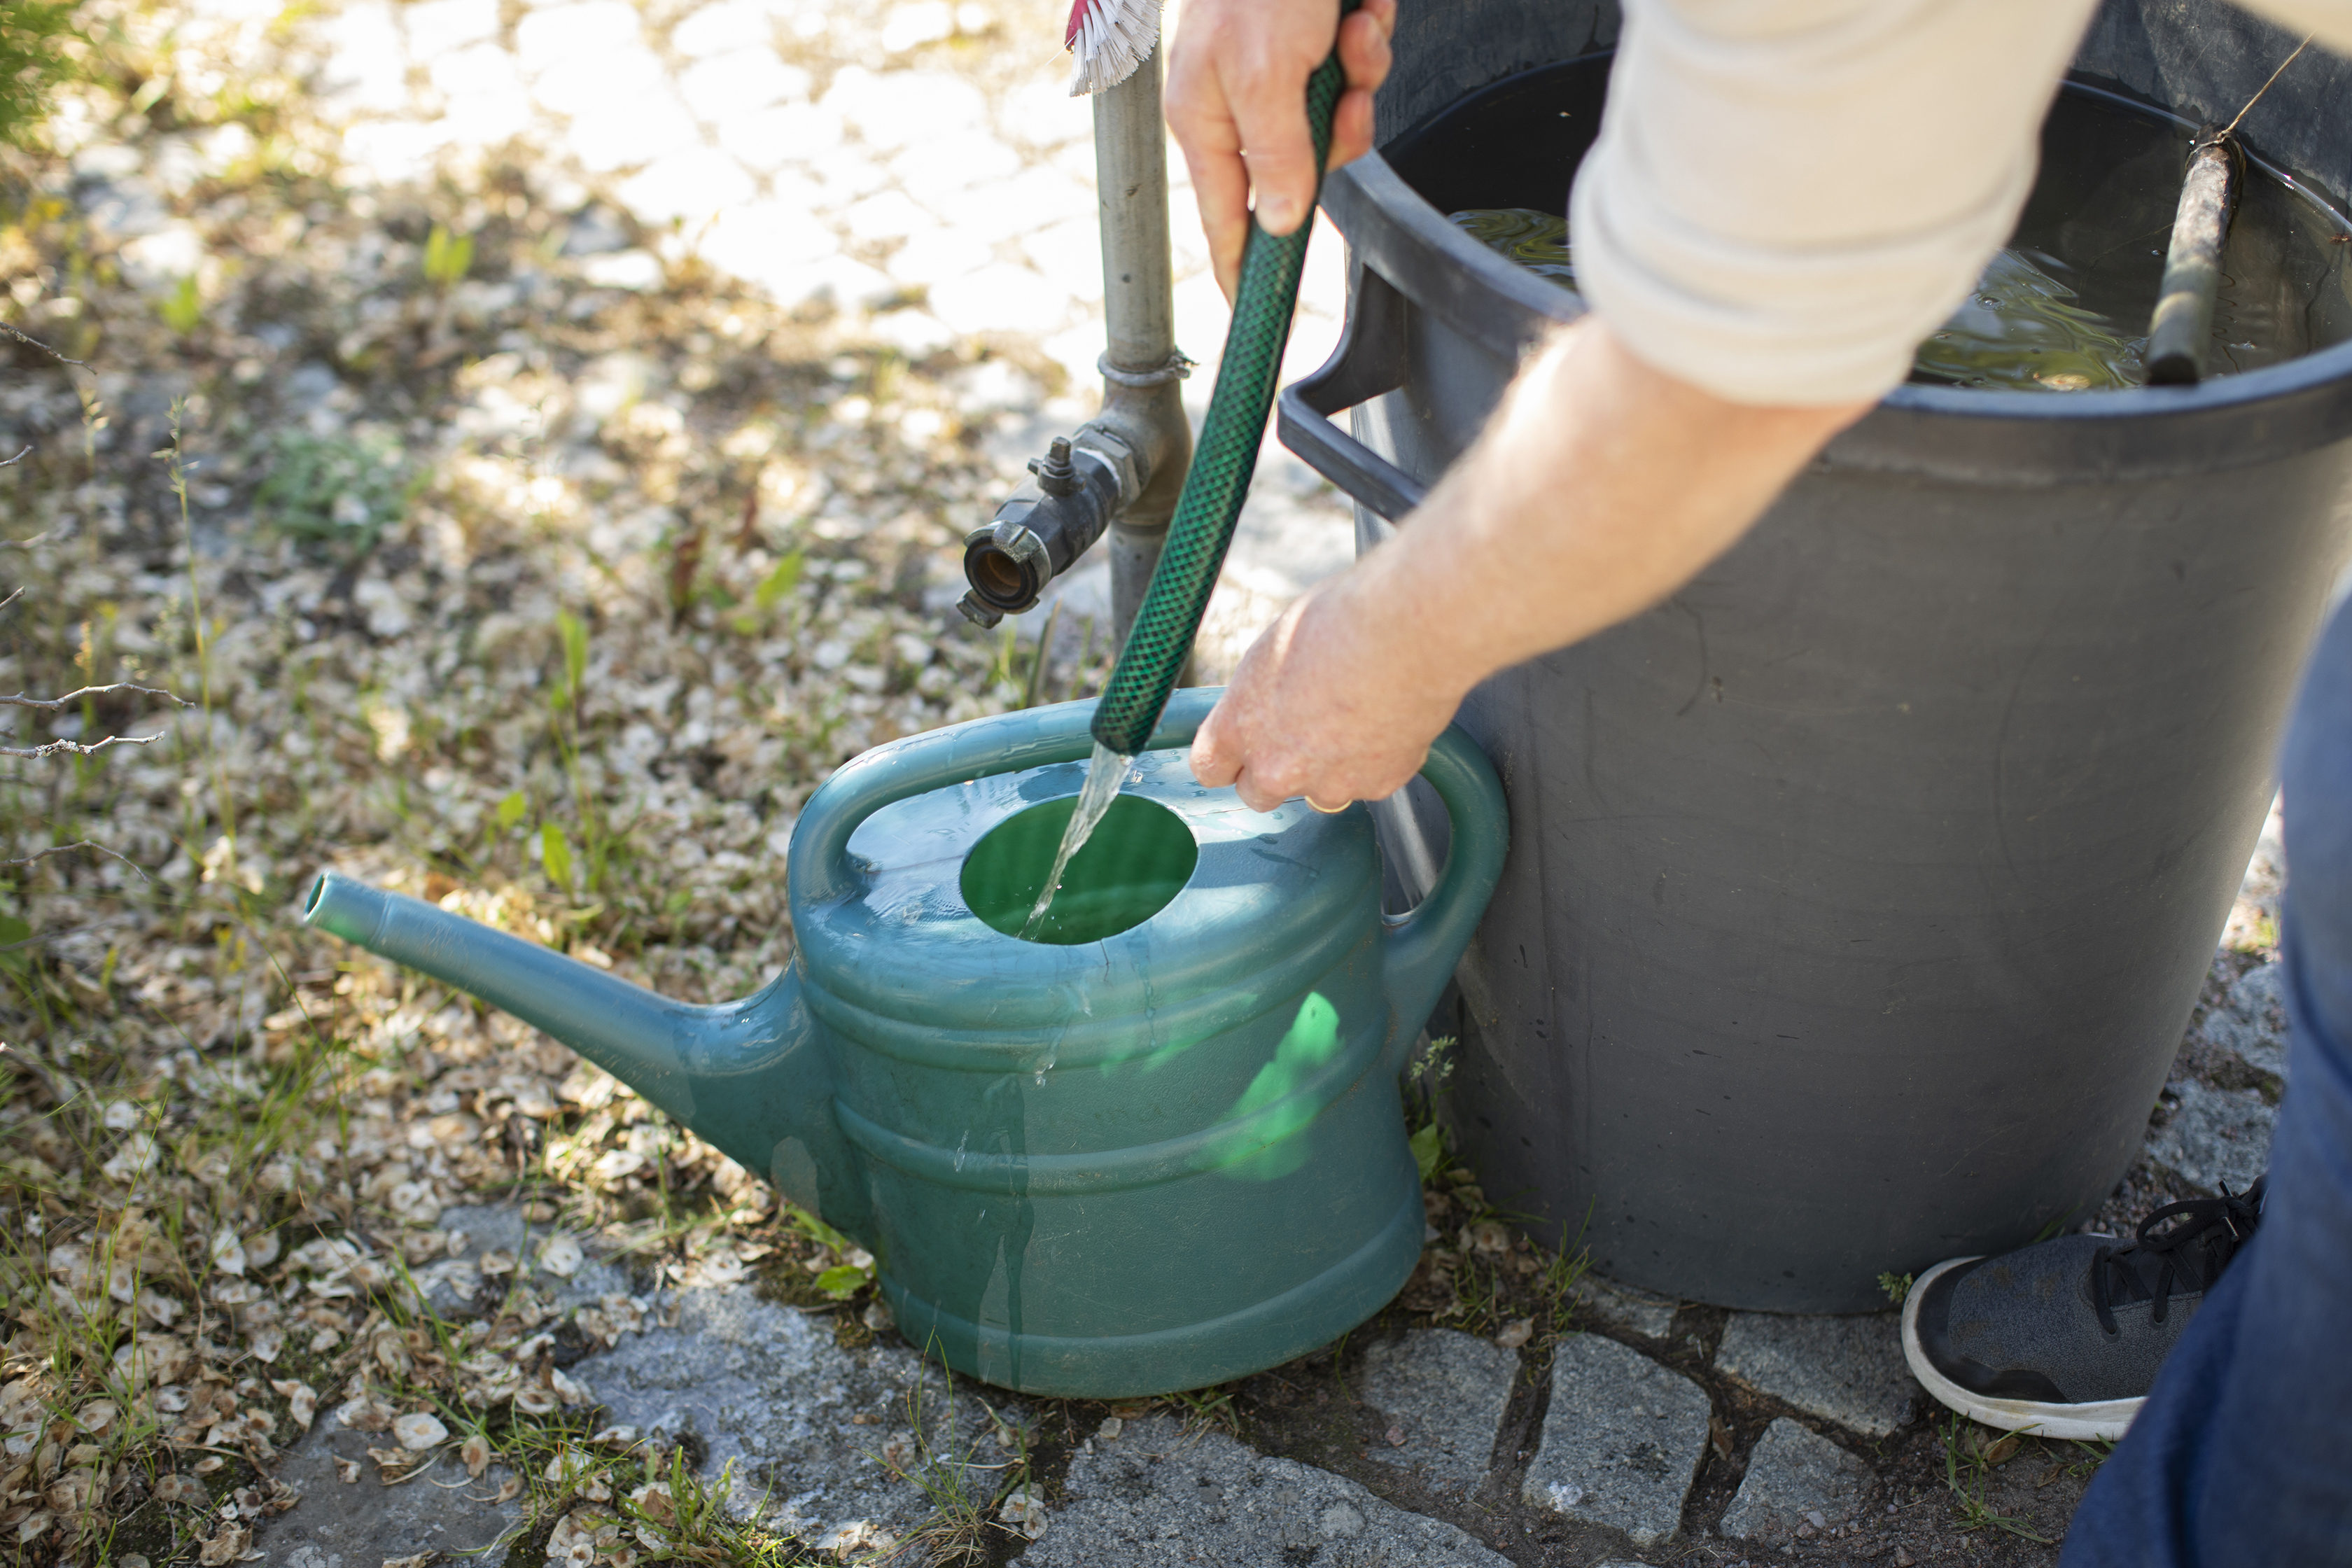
xmin=1092 ymin=41 xmax=1192 ymax=647
xmin=955 ymin=39 xmax=1192 ymax=638
xmin=2146 ymin=129 xmax=2241 ymax=386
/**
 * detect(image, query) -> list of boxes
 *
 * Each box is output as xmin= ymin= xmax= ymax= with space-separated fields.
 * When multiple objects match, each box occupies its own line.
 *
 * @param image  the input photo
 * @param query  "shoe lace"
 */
xmin=2090 ymin=1177 xmax=2264 ymax=1337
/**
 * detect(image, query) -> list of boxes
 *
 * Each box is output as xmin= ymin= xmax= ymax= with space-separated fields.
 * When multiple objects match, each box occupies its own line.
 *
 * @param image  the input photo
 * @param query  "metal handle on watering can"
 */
xmin=1377 ymin=724 xmax=1506 ymax=1068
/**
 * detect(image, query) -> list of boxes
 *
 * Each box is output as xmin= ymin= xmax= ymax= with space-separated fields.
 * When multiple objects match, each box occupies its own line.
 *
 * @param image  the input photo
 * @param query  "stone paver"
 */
xmin=418 ymin=1202 xmax=638 ymax=1319
xmin=2200 ymin=959 xmax=2290 ymax=1079
xmin=1521 ymin=1334 xmax=1711 ymax=1548
xmin=1569 ymin=1273 xmax=1681 ymax=1340
xmin=1014 ymin=1413 xmax=1508 ymax=1567
xmin=1718 ymin=1418 xmax=1873 ymax=1544
xmin=262 ymin=1410 xmax=527 ymax=1568
xmin=1359 ymin=1329 xmax=1518 ymax=1491
xmin=1714 ymin=1312 xmax=1917 ymax=1438
xmin=569 ymin=1281 xmax=1020 ymax=1551
xmin=2148 ymin=1080 xmax=2276 ymax=1194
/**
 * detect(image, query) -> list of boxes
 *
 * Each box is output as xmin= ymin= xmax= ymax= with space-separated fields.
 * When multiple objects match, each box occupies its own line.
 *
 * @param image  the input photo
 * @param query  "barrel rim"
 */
xmin=1328 ymin=58 xmax=2352 ymax=482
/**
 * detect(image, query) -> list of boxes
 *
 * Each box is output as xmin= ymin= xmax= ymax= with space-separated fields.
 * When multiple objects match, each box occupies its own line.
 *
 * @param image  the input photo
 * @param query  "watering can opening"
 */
xmin=960 ymin=790 xmax=1198 ymax=945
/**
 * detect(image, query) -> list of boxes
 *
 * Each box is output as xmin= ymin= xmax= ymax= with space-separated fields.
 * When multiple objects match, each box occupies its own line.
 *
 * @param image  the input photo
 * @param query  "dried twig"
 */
xmin=0 ymin=320 xmax=86 ymax=366
xmin=0 ymin=840 xmax=150 ymax=880
xmin=0 ymin=587 xmax=20 ymax=615
xmin=0 ymin=680 xmax=193 ymax=713
xmin=2 ymin=730 xmax=169 ymax=760
xmin=0 ymin=535 xmax=45 ymax=550
xmin=0 ymin=447 xmax=29 ymax=468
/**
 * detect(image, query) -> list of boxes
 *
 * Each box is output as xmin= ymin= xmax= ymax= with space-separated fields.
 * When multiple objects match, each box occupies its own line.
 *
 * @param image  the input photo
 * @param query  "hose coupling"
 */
xmin=957 ymin=424 xmax=1142 ymax=628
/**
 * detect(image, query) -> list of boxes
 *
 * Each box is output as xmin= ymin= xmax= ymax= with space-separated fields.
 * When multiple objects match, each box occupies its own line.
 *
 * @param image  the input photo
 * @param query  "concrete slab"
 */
xmin=1714 ymin=1312 xmax=1917 ymax=1438
xmin=256 ymin=1408 xmax=526 ymax=1568
xmin=569 ymin=1282 xmax=1021 ymax=1551
xmin=1358 ymin=1329 xmax=1519 ymax=1491
xmin=1520 ymin=1334 xmax=1711 ymax=1548
xmin=1013 ymin=1413 xmax=1510 ymax=1568
xmin=1718 ymin=1418 xmax=1873 ymax=1543
xmin=419 ymin=1202 xmax=638 ymax=1320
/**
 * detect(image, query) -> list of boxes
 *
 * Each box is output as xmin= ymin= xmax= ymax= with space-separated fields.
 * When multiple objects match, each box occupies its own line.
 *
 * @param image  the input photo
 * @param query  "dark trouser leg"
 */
xmin=2062 ymin=598 xmax=2352 ymax=1567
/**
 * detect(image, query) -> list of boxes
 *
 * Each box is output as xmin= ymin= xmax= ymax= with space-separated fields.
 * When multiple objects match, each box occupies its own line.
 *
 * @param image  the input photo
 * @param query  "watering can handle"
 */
xmin=1378 ymin=724 xmax=1508 ymax=1068
xmin=787 ymin=689 xmax=1224 ymax=905
xmin=788 ymin=692 xmax=1509 ymax=1016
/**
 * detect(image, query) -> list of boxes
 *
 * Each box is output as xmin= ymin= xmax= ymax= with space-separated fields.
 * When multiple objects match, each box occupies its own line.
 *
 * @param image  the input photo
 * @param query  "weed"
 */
xmin=1021 ymin=595 xmax=1063 ymax=709
xmin=780 ymin=1204 xmax=874 ymax=1300
xmin=159 ymin=275 xmax=203 ymax=335
xmin=877 ymin=1356 xmax=1030 ymax=1565
xmin=1158 ymin=1382 xmax=1241 ymax=1438
xmin=1939 ymin=1412 xmax=2053 ymax=1542
xmin=251 ymin=428 xmax=413 ymax=554
xmin=0 ymin=0 xmax=88 ymax=146
xmin=423 ymin=223 xmax=475 ymax=288
xmin=1877 ymin=1270 xmax=1914 ymax=1306
xmin=729 ymin=549 xmax=805 ymax=635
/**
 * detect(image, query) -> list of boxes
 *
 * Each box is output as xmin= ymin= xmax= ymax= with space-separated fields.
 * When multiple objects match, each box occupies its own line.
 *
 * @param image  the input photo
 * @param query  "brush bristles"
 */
xmin=1067 ymin=0 xmax=1160 ymax=96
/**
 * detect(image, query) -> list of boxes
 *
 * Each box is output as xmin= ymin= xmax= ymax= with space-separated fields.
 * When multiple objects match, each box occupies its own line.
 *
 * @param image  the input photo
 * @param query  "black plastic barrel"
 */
xmin=1280 ymin=0 xmax=2352 ymax=1311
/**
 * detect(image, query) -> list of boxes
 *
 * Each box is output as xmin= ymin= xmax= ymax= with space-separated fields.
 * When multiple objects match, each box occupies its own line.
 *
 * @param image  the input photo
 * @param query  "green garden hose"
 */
xmin=1088 ymin=6 xmax=1357 ymax=757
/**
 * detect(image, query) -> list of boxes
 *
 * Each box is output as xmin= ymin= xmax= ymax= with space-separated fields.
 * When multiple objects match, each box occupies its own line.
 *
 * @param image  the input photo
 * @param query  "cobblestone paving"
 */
xmin=252 ymin=817 xmax=2293 ymax=1568
xmin=192 ymin=5 xmax=2298 ymax=1564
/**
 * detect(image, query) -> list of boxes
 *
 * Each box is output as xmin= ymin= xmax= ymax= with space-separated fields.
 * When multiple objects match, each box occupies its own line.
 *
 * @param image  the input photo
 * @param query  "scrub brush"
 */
xmin=1064 ymin=0 xmax=1160 ymax=96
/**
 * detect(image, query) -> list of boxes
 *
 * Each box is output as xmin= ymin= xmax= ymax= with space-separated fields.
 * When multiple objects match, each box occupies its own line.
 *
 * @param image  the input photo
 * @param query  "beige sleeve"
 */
xmin=1568 ymin=0 xmax=2104 ymax=406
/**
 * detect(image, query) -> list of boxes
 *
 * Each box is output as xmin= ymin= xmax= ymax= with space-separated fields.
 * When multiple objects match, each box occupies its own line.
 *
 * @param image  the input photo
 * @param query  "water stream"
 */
xmin=1017 ymin=740 xmax=1133 ymax=940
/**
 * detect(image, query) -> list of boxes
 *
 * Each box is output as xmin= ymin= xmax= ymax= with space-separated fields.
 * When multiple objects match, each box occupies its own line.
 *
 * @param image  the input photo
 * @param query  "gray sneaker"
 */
xmin=1900 ymin=1181 xmax=2263 ymax=1440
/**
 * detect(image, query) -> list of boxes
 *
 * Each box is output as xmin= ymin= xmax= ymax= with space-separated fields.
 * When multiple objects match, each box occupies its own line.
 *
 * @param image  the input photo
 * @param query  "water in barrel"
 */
xmin=1452 ymin=90 xmax=2352 ymax=391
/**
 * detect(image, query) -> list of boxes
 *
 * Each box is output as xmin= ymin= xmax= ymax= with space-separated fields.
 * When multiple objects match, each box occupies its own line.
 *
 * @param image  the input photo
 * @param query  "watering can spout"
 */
xmin=302 ymin=872 xmax=869 ymax=1240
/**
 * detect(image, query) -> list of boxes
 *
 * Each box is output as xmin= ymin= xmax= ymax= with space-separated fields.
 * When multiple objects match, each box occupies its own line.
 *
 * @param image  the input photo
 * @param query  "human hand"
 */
xmin=1189 ymin=575 xmax=1464 ymax=815
xmin=1165 ymin=0 xmax=1396 ymax=301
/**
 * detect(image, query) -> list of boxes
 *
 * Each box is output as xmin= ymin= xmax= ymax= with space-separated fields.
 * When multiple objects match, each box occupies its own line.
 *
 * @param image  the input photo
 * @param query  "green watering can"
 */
xmin=303 ymin=687 xmax=1506 ymax=1396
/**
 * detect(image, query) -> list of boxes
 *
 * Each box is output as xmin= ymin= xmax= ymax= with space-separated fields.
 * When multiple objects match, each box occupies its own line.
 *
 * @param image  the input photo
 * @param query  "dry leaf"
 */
xmin=153 ymin=1474 xmax=207 ymax=1504
xmin=393 ymin=1412 xmax=448 ymax=1451
xmin=999 ymin=1489 xmax=1048 ymax=1539
xmin=1493 ymin=1317 xmax=1534 ymax=1350
xmin=461 ymin=1434 xmax=491 ymax=1478
xmin=273 ymin=1381 xmax=318 ymax=1432
xmin=537 ymin=1234 xmax=584 ymax=1278
xmin=495 ymin=1475 xmax=523 ymax=1503
xmin=210 ymin=1232 xmax=247 ymax=1278
xmin=335 ymin=1460 xmax=361 ymax=1485
xmin=197 ymin=1522 xmax=251 ymax=1566
xmin=382 ymin=1555 xmax=434 ymax=1568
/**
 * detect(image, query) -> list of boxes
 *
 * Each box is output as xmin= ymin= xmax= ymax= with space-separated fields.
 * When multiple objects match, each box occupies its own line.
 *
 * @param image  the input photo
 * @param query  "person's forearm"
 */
xmin=1190 ymin=320 xmax=1869 ymax=811
xmin=1348 ymin=320 xmax=1869 ymax=708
